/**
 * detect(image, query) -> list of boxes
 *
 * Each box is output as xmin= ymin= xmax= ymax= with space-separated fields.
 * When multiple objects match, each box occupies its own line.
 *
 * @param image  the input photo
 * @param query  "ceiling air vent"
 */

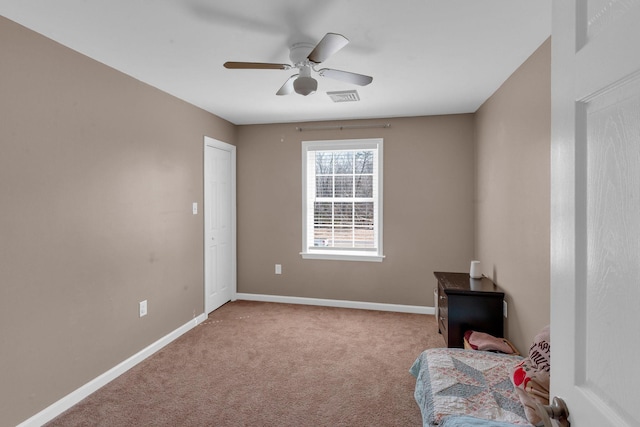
xmin=327 ymin=90 xmax=360 ymax=102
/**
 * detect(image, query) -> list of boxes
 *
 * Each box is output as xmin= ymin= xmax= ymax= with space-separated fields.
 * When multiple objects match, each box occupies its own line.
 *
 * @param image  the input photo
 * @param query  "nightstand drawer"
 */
xmin=438 ymin=312 xmax=448 ymax=336
xmin=437 ymin=283 xmax=448 ymax=336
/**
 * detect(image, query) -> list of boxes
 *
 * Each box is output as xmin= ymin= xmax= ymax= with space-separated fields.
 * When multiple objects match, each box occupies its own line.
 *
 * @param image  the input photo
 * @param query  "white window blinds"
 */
xmin=301 ymin=138 xmax=384 ymax=262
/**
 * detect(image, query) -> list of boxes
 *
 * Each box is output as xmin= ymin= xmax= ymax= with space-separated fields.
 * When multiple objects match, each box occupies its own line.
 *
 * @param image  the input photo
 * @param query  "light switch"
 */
xmin=192 ymin=202 xmax=198 ymax=215
xmin=139 ymin=300 xmax=148 ymax=317
xmin=275 ymin=264 xmax=282 ymax=275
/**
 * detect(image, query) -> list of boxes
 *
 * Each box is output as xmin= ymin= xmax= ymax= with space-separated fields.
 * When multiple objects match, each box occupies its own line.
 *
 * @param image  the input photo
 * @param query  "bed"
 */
xmin=410 ymin=348 xmax=532 ymax=426
xmin=410 ymin=327 xmax=550 ymax=427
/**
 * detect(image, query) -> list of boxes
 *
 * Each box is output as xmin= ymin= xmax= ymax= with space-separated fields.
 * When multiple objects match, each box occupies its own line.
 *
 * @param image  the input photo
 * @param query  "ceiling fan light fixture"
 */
xmin=294 ymin=76 xmax=317 ymax=96
xmin=223 ymin=33 xmax=372 ymax=98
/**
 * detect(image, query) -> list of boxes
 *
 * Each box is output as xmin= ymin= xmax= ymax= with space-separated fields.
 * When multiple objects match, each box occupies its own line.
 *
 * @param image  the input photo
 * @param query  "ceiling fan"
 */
xmin=223 ymin=33 xmax=373 ymax=96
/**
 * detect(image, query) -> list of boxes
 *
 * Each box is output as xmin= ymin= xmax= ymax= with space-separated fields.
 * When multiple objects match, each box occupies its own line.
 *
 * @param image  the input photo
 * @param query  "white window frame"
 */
xmin=301 ymin=138 xmax=384 ymax=262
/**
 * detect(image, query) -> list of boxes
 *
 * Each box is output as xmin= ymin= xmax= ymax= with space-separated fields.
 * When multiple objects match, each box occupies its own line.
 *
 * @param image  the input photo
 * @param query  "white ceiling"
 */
xmin=0 ymin=0 xmax=551 ymax=125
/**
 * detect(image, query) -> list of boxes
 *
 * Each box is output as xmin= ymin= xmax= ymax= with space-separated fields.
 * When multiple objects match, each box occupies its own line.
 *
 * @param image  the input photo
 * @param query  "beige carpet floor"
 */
xmin=46 ymin=300 xmax=445 ymax=426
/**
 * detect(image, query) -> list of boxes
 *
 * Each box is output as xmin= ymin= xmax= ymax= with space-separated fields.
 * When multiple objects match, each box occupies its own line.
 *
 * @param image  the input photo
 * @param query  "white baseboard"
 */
xmin=236 ymin=293 xmax=435 ymax=315
xmin=18 ymin=313 xmax=208 ymax=427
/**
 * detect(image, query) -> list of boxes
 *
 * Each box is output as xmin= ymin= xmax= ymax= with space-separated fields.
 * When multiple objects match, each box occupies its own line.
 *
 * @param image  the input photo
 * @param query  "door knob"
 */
xmin=535 ymin=396 xmax=570 ymax=427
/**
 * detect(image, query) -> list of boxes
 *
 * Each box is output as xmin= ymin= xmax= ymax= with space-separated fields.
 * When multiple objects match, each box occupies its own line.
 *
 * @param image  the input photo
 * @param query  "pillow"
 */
xmin=511 ymin=325 xmax=550 ymax=426
xmin=464 ymin=330 xmax=517 ymax=354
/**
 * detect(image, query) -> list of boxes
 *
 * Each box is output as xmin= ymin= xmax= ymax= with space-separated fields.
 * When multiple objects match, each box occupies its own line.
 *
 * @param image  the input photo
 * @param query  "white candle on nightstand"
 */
xmin=469 ymin=260 xmax=482 ymax=279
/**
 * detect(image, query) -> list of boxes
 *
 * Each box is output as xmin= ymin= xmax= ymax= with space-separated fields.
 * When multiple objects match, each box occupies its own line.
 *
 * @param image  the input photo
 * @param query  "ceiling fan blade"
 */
xmin=318 ymin=68 xmax=373 ymax=86
xmin=276 ymin=74 xmax=298 ymax=96
xmin=224 ymin=62 xmax=291 ymax=70
xmin=307 ymin=33 xmax=349 ymax=64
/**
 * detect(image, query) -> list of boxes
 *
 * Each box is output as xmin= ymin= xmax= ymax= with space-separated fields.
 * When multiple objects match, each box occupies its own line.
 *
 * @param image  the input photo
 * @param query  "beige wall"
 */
xmin=2 ymin=13 xmax=551 ymax=424
xmin=474 ymin=38 xmax=551 ymax=353
xmin=0 ymin=17 xmax=235 ymax=426
xmin=236 ymin=115 xmax=476 ymax=306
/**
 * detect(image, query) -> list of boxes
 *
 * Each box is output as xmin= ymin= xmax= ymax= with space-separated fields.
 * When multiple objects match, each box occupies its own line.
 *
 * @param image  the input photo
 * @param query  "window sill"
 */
xmin=300 ymin=251 xmax=385 ymax=262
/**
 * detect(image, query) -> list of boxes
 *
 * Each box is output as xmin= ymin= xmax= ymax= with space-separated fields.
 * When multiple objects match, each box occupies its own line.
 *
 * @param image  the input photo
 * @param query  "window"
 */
xmin=301 ymin=138 xmax=384 ymax=262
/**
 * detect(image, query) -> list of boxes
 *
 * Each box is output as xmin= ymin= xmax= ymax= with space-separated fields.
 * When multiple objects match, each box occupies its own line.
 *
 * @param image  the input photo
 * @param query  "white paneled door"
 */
xmin=204 ymin=137 xmax=236 ymax=314
xmin=551 ymin=1 xmax=640 ymax=426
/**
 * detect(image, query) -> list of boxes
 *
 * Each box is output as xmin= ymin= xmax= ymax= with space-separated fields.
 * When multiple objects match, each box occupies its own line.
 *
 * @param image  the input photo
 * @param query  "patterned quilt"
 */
xmin=410 ymin=348 xmax=533 ymax=426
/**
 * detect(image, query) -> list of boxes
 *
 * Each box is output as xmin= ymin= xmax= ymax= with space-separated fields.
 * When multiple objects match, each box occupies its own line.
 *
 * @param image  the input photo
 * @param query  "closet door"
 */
xmin=204 ymin=137 xmax=236 ymax=313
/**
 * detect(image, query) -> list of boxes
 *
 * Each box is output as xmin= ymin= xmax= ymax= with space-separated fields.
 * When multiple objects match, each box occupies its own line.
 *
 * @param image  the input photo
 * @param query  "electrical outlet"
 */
xmin=503 ymin=300 xmax=508 ymax=318
xmin=275 ymin=264 xmax=282 ymax=275
xmin=139 ymin=300 xmax=148 ymax=317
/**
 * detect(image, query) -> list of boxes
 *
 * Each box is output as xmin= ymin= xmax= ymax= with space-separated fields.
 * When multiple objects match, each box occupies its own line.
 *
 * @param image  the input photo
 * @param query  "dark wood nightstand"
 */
xmin=434 ymin=271 xmax=505 ymax=348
